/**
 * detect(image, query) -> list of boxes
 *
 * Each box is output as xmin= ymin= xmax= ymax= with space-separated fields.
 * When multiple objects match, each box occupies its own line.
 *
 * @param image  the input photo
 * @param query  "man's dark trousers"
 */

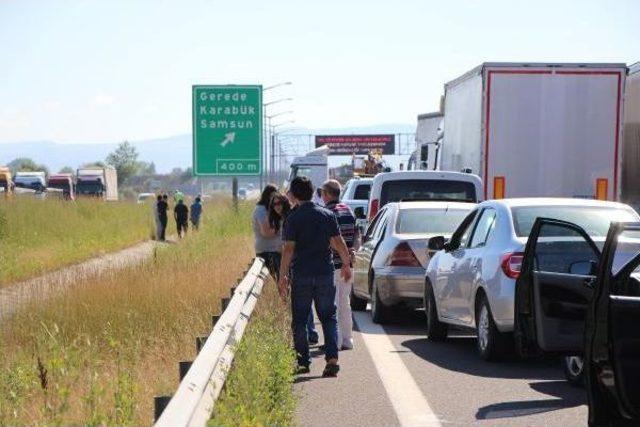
xmin=291 ymin=273 xmax=338 ymax=367
xmin=159 ymin=216 xmax=167 ymax=240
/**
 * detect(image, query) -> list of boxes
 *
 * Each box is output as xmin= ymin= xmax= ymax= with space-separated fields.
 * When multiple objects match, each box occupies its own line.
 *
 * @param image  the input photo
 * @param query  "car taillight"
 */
xmin=389 ymin=242 xmax=421 ymax=267
xmin=501 ymin=252 xmax=524 ymax=279
xmin=369 ymin=199 xmax=379 ymax=220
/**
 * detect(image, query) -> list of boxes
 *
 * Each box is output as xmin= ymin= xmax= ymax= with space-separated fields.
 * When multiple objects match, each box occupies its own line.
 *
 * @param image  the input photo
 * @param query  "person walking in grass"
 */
xmin=278 ymin=176 xmax=352 ymax=377
xmin=190 ymin=196 xmax=203 ymax=230
xmin=157 ymin=194 xmax=169 ymax=241
xmin=320 ymin=180 xmax=358 ymax=350
xmin=153 ymin=194 xmax=162 ymax=240
xmin=174 ymin=198 xmax=189 ymax=238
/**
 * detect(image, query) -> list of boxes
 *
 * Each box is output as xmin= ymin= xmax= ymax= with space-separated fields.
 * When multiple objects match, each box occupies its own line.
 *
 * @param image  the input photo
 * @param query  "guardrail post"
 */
xmin=196 ymin=335 xmax=208 ymax=353
xmin=179 ymin=361 xmax=192 ymax=380
xmin=154 ymin=395 xmax=172 ymax=422
xmin=212 ymin=314 xmax=220 ymax=328
xmin=221 ymin=297 xmax=230 ymax=311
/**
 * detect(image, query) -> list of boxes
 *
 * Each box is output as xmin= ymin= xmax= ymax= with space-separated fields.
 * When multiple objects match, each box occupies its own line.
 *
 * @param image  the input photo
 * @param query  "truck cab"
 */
xmin=285 ymin=145 xmax=329 ymax=193
xmin=0 ymin=167 xmax=13 ymax=195
xmin=48 ymin=174 xmax=75 ymax=200
xmin=14 ymin=171 xmax=46 ymax=192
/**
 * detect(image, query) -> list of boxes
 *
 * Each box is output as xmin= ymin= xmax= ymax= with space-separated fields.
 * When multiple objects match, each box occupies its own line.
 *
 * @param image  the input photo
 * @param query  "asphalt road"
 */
xmin=295 ymin=308 xmax=588 ymax=427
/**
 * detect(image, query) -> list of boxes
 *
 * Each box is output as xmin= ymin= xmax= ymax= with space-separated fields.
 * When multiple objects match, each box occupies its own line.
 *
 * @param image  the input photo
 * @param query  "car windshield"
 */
xmin=512 ymin=206 xmax=638 ymax=238
xmin=396 ymin=208 xmax=470 ymax=235
xmin=380 ymin=179 xmax=477 ymax=206
xmin=353 ymin=183 xmax=371 ymax=200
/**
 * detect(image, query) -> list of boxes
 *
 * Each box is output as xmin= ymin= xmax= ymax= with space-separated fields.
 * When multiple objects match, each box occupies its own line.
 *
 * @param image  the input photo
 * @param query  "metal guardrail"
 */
xmin=155 ymin=258 xmax=269 ymax=426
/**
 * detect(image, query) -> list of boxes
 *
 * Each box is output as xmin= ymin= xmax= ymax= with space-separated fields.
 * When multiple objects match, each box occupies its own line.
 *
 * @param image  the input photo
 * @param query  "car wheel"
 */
xmin=476 ymin=296 xmax=512 ymax=361
xmin=371 ymin=277 xmax=394 ymax=324
xmin=424 ymin=280 xmax=447 ymax=341
xmin=563 ymin=356 xmax=585 ymax=387
xmin=350 ymin=288 xmax=368 ymax=311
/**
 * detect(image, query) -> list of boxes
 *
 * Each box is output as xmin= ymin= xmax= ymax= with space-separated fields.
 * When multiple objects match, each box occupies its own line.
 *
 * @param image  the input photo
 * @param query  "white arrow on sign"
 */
xmin=220 ymin=132 xmax=236 ymax=148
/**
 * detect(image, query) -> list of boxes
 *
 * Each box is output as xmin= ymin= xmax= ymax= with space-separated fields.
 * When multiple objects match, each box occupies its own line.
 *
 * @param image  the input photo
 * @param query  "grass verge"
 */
xmin=210 ymin=283 xmax=297 ymax=427
xmin=0 ymin=198 xmax=151 ymax=286
xmin=0 ymin=200 xmax=254 ymax=425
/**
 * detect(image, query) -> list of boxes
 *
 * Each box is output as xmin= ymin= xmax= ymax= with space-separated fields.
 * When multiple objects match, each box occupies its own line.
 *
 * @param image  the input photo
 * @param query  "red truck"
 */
xmin=47 ymin=173 xmax=75 ymax=200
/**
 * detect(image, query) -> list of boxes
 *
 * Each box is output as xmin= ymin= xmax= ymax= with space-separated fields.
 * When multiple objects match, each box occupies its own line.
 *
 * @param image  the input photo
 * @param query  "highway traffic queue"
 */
xmin=283 ymin=62 xmax=640 ymax=425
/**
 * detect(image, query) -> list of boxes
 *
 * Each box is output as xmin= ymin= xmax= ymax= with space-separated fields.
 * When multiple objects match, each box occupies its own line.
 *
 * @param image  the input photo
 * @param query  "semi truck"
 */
xmin=440 ymin=62 xmax=628 ymax=202
xmin=622 ymin=62 xmax=640 ymax=209
xmin=286 ymin=145 xmax=330 ymax=193
xmin=0 ymin=167 xmax=13 ymax=195
xmin=14 ymin=171 xmax=47 ymax=192
xmin=47 ymin=173 xmax=75 ymax=200
xmin=408 ymin=112 xmax=443 ymax=171
xmin=76 ymin=166 xmax=118 ymax=200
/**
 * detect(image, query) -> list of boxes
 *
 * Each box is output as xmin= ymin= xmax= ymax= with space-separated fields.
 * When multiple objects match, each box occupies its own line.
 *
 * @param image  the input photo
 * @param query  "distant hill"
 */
xmin=0 ymin=124 xmax=415 ymax=173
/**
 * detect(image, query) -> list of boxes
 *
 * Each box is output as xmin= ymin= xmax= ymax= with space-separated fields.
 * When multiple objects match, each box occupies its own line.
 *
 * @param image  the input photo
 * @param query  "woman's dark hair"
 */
xmin=268 ymin=193 xmax=291 ymax=232
xmin=257 ymin=184 xmax=278 ymax=206
xmin=289 ymin=177 xmax=313 ymax=201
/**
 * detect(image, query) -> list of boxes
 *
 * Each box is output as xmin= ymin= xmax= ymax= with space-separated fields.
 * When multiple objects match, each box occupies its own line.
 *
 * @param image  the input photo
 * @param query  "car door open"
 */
xmin=515 ymin=218 xmax=600 ymax=357
xmin=586 ymin=223 xmax=640 ymax=424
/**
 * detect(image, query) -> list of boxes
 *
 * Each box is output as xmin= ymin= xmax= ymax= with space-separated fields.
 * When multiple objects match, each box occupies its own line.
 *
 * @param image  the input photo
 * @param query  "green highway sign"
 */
xmin=192 ymin=85 xmax=262 ymax=176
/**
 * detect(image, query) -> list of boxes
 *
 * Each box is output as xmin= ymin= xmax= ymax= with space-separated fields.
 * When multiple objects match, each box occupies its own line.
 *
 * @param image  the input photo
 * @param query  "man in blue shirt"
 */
xmin=190 ymin=196 xmax=203 ymax=230
xmin=279 ymin=177 xmax=352 ymax=377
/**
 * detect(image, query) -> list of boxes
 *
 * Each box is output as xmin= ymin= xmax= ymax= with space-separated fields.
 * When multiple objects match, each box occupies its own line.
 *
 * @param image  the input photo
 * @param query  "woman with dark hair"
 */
xmin=264 ymin=193 xmax=291 ymax=279
xmin=252 ymin=184 xmax=280 ymax=275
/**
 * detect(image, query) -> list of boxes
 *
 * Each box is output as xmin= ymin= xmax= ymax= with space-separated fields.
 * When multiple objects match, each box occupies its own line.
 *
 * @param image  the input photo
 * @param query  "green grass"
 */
xmin=0 ymin=201 xmax=258 ymax=425
xmin=0 ymin=198 xmax=151 ymax=286
xmin=210 ymin=283 xmax=297 ymax=427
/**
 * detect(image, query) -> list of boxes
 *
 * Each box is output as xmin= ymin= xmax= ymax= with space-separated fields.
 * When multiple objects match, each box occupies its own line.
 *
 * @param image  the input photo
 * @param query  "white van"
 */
xmin=367 ymin=171 xmax=482 ymax=220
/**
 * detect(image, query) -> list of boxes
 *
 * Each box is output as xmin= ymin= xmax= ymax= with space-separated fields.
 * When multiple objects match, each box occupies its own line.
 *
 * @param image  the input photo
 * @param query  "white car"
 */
xmin=341 ymin=177 xmax=373 ymax=216
xmin=367 ymin=171 xmax=483 ymax=221
xmin=424 ymin=198 xmax=639 ymax=361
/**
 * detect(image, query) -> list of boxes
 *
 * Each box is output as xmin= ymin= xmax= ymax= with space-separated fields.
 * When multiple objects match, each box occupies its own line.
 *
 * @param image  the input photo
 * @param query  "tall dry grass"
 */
xmin=0 ymin=200 xmax=254 ymax=425
xmin=0 ymin=198 xmax=151 ymax=286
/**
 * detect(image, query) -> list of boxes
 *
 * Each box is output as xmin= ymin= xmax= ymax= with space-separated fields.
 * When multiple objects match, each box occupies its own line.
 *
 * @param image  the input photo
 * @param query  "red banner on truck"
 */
xmin=315 ymin=134 xmax=395 ymax=155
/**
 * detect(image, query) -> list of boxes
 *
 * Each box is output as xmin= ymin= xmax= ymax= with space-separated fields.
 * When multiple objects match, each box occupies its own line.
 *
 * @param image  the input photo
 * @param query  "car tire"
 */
xmin=350 ymin=288 xmax=368 ymax=312
xmin=424 ymin=280 xmax=447 ymax=341
xmin=371 ymin=277 xmax=394 ymax=324
xmin=563 ymin=356 xmax=585 ymax=387
xmin=475 ymin=295 xmax=513 ymax=361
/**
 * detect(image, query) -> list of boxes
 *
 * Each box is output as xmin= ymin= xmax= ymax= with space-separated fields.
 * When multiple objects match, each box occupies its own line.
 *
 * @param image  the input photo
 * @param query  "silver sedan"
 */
xmin=424 ymin=198 xmax=639 ymax=361
xmin=351 ymin=201 xmax=475 ymax=324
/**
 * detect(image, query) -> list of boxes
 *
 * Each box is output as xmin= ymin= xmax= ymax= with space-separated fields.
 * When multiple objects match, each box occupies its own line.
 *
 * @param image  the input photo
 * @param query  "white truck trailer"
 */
xmin=622 ymin=62 xmax=640 ymax=208
xmin=409 ymin=112 xmax=443 ymax=171
xmin=440 ymin=62 xmax=627 ymax=202
xmin=76 ymin=166 xmax=118 ymax=201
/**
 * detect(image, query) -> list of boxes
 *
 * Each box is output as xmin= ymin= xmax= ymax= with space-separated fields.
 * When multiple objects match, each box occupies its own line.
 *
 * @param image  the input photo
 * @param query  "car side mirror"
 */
xmin=428 ymin=236 xmax=446 ymax=251
xmin=354 ymin=207 xmax=366 ymax=219
xmin=569 ymin=260 xmax=598 ymax=276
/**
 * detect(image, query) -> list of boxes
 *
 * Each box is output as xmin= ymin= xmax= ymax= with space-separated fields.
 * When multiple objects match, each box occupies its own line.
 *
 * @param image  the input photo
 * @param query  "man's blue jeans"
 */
xmin=291 ymin=274 xmax=338 ymax=367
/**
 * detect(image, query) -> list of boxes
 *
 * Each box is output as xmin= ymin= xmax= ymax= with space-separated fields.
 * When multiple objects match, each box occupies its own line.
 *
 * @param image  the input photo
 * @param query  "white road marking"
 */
xmin=354 ymin=311 xmax=442 ymax=427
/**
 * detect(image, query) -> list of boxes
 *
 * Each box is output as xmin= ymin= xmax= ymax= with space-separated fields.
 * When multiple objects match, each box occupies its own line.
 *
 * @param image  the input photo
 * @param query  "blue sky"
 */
xmin=1 ymin=0 xmax=639 ymax=144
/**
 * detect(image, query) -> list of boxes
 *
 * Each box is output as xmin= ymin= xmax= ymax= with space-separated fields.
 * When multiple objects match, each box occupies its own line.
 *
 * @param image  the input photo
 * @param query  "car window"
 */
xmin=373 ymin=210 xmax=390 ymax=241
xmin=612 ymin=229 xmax=640 ymax=276
xmin=512 ymin=206 xmax=638 ymax=238
xmin=380 ymin=179 xmax=477 ymax=206
xmin=469 ymin=208 xmax=497 ymax=248
xmin=353 ymin=184 xmax=371 ymax=200
xmin=450 ymin=209 xmax=479 ymax=250
xmin=395 ymin=208 xmax=470 ymax=235
xmin=533 ymin=223 xmax=599 ymax=274
xmin=365 ymin=208 xmax=386 ymax=241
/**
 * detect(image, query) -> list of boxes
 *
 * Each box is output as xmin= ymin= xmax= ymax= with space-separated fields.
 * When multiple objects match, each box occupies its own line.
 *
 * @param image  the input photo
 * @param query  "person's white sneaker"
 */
xmin=341 ymin=339 xmax=354 ymax=350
